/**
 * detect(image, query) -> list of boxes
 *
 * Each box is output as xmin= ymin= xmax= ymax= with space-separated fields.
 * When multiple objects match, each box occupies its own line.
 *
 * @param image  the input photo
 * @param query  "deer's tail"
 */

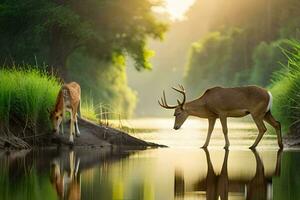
xmin=266 ymin=91 xmax=273 ymax=112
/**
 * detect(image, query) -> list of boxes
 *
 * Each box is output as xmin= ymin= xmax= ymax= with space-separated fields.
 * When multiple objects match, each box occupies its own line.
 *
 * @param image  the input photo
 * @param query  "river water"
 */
xmin=0 ymin=118 xmax=300 ymax=200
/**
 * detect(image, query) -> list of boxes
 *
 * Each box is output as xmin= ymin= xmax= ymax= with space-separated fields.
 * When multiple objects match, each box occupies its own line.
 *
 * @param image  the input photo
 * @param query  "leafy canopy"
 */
xmin=0 ymin=0 xmax=167 ymax=71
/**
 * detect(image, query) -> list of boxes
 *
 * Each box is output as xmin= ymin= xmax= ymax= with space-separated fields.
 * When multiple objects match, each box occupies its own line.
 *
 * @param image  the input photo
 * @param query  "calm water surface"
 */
xmin=1 ymin=118 xmax=300 ymax=200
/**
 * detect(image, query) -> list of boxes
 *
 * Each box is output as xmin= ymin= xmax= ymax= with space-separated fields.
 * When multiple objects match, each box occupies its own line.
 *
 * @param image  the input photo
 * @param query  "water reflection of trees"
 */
xmin=174 ymin=149 xmax=282 ymax=200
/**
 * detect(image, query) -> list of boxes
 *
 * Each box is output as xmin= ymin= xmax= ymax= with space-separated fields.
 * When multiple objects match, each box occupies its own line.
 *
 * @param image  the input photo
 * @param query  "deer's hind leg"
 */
xmin=74 ymin=111 xmax=80 ymax=137
xmin=263 ymin=111 xmax=283 ymax=149
xmin=250 ymin=114 xmax=267 ymax=149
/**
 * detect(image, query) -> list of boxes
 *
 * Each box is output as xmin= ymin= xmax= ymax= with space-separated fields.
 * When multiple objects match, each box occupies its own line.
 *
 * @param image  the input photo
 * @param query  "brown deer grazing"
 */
xmin=159 ymin=85 xmax=283 ymax=149
xmin=49 ymin=82 xmax=81 ymax=144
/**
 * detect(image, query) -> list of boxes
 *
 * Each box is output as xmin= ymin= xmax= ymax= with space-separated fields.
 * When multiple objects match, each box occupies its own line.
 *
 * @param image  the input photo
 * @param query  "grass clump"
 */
xmin=270 ymin=40 xmax=300 ymax=133
xmin=81 ymin=98 xmax=98 ymax=122
xmin=80 ymin=99 xmax=142 ymax=134
xmin=0 ymin=67 xmax=61 ymax=137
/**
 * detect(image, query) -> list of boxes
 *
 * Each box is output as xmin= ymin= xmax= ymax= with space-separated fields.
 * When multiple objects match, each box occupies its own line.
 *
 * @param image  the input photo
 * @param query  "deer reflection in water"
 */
xmin=247 ymin=149 xmax=282 ymax=200
xmin=174 ymin=149 xmax=282 ymax=200
xmin=203 ymin=148 xmax=229 ymax=200
xmin=50 ymin=151 xmax=81 ymax=200
xmin=174 ymin=169 xmax=185 ymax=199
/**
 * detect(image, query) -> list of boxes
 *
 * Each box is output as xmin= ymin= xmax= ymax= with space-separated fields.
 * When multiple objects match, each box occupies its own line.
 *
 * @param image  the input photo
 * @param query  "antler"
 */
xmin=158 ymin=84 xmax=186 ymax=109
xmin=172 ymin=84 xmax=186 ymax=107
xmin=158 ymin=90 xmax=178 ymax=109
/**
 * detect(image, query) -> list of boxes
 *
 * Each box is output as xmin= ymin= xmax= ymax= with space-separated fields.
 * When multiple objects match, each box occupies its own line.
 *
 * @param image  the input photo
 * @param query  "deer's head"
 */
xmin=48 ymin=108 xmax=63 ymax=134
xmin=159 ymin=85 xmax=188 ymax=130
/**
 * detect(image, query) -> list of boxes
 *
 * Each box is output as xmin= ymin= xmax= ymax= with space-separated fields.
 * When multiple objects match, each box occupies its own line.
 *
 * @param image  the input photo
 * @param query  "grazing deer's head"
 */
xmin=48 ymin=108 xmax=63 ymax=134
xmin=159 ymin=85 xmax=188 ymax=130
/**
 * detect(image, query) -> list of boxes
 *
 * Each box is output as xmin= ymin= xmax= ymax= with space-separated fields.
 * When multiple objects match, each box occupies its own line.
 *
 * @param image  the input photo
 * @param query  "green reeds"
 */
xmin=0 ymin=67 xmax=61 ymax=137
xmin=270 ymin=40 xmax=300 ymax=133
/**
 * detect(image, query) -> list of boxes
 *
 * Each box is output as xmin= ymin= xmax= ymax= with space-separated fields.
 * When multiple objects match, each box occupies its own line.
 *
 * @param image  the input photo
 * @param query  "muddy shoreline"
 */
xmin=282 ymin=122 xmax=300 ymax=148
xmin=0 ymin=118 xmax=166 ymax=150
xmin=283 ymin=135 xmax=300 ymax=148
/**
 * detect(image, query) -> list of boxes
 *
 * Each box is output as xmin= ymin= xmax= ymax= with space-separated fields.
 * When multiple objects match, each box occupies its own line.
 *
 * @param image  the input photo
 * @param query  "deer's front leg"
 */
xmin=202 ymin=118 xmax=216 ymax=148
xmin=69 ymin=110 xmax=74 ymax=144
xmin=220 ymin=116 xmax=230 ymax=149
xmin=60 ymin=119 xmax=64 ymax=135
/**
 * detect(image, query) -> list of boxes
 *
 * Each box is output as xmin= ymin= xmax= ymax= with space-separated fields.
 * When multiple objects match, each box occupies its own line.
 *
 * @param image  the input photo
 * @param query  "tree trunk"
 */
xmin=49 ymin=54 xmax=69 ymax=82
xmin=48 ymin=25 xmax=70 ymax=82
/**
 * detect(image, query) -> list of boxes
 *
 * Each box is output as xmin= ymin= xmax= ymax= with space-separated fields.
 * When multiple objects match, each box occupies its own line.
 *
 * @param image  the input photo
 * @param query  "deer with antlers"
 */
xmin=159 ymin=85 xmax=283 ymax=149
xmin=49 ymin=82 xmax=81 ymax=144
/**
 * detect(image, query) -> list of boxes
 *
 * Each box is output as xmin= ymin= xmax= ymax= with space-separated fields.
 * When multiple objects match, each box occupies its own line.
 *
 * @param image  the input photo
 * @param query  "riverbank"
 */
xmin=0 ymin=68 xmax=165 ymax=150
xmin=0 ymin=117 xmax=166 ymax=150
xmin=50 ymin=118 xmax=166 ymax=149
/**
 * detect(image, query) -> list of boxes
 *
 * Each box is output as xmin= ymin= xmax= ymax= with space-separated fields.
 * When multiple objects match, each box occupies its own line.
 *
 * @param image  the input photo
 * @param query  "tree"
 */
xmin=250 ymin=39 xmax=292 ymax=86
xmin=184 ymin=0 xmax=300 ymax=95
xmin=68 ymin=52 xmax=137 ymax=117
xmin=184 ymin=28 xmax=250 ymax=96
xmin=0 ymin=0 xmax=167 ymax=79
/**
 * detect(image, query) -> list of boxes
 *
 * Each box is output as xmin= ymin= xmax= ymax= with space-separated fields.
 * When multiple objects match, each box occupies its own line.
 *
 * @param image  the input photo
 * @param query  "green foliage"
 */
xmin=184 ymin=28 xmax=250 ymax=96
xmin=250 ymin=39 xmax=292 ymax=86
xmin=270 ymin=40 xmax=300 ymax=132
xmin=69 ymin=53 xmax=136 ymax=118
xmin=81 ymin=98 xmax=98 ymax=122
xmin=277 ymin=0 xmax=300 ymax=39
xmin=0 ymin=67 xmax=61 ymax=136
xmin=0 ymin=0 xmax=167 ymax=75
xmin=184 ymin=0 xmax=300 ymax=103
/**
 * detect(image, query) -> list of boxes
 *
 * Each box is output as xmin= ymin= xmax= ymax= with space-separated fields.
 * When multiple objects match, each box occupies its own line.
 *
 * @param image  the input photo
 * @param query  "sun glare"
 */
xmin=166 ymin=0 xmax=196 ymax=20
xmin=154 ymin=0 xmax=196 ymax=21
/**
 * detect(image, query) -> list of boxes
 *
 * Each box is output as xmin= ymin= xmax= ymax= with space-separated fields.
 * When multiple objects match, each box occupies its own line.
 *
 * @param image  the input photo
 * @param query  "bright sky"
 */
xmin=154 ymin=0 xmax=196 ymax=21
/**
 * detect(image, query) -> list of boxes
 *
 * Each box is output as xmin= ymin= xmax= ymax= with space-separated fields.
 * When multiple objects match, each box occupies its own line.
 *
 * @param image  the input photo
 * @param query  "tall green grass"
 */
xmin=0 ymin=66 xmax=136 ymax=142
xmin=0 ymin=67 xmax=61 ymax=137
xmin=270 ymin=40 xmax=300 ymax=133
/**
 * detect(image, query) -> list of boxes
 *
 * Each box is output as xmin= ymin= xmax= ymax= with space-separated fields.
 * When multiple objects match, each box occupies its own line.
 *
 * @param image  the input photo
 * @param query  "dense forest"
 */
xmin=0 ymin=0 xmax=167 ymax=117
xmin=184 ymin=0 xmax=300 ymax=95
